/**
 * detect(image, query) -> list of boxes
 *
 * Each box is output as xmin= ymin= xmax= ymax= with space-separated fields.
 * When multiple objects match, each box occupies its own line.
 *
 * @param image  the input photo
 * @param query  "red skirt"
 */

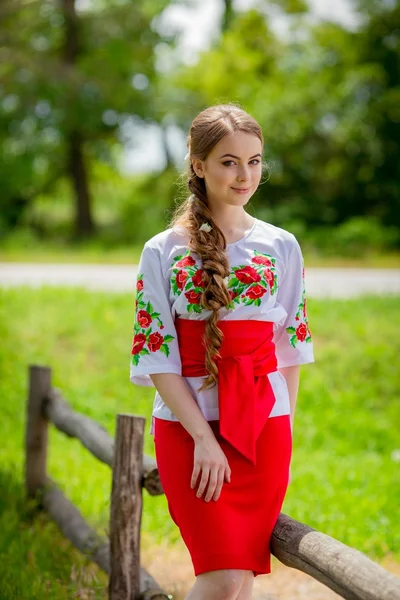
xmin=153 ymin=414 xmax=292 ymax=577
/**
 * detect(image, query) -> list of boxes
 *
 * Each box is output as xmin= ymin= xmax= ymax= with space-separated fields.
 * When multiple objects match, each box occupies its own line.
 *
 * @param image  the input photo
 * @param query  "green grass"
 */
xmin=1 ymin=230 xmax=400 ymax=267
xmin=0 ymin=288 xmax=399 ymax=598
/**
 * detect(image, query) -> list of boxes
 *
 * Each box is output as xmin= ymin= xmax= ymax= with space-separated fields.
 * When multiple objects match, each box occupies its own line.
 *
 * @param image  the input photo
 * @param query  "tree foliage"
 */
xmin=157 ymin=1 xmax=400 ymax=233
xmin=0 ymin=0 xmax=399 ymax=244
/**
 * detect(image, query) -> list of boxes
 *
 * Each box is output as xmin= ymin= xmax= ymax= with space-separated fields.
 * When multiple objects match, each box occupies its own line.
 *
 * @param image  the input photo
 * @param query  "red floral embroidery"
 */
xmin=176 ymin=270 xmax=188 ymax=290
xmin=192 ymin=269 xmax=206 ymax=288
xmin=176 ymin=256 xmax=196 ymax=268
xmin=171 ymin=250 xmax=277 ymax=312
xmin=296 ymin=323 xmax=308 ymax=342
xmin=132 ymin=333 xmax=146 ymax=355
xmin=170 ymin=251 xmax=203 ymax=313
xmin=137 ymin=310 xmax=152 ymax=328
xmin=227 ymin=251 xmax=278 ymax=309
xmin=148 ymin=332 xmax=164 ymax=352
xmin=285 ymin=261 xmax=312 ymax=348
xmin=132 ymin=273 xmax=175 ymax=366
xmin=264 ymin=269 xmax=275 ymax=288
xmin=235 ymin=266 xmax=261 ymax=284
xmin=252 ymin=256 xmax=272 ymax=266
xmin=246 ymin=284 xmax=267 ymax=300
xmin=185 ymin=290 xmax=202 ymax=304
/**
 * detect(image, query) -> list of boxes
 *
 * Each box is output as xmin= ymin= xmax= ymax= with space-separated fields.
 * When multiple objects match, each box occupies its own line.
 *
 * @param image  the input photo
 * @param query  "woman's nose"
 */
xmin=237 ymin=166 xmax=250 ymax=182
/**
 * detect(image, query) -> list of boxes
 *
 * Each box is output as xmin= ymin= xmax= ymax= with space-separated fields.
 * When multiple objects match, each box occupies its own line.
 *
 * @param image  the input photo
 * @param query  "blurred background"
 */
xmin=1 ymin=1 xmax=400 ymax=599
xmin=1 ymin=0 xmax=400 ymax=264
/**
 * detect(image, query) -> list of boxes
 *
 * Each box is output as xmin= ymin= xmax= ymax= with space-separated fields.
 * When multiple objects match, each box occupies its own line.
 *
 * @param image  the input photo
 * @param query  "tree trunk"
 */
xmin=222 ymin=0 xmax=234 ymax=33
xmin=62 ymin=0 xmax=95 ymax=237
xmin=160 ymin=125 xmax=174 ymax=170
xmin=68 ymin=129 xmax=95 ymax=237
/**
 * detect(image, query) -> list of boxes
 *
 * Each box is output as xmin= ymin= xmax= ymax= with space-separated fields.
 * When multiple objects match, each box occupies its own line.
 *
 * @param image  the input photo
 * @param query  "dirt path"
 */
xmin=1 ymin=262 xmax=400 ymax=297
xmin=141 ymin=537 xmax=400 ymax=600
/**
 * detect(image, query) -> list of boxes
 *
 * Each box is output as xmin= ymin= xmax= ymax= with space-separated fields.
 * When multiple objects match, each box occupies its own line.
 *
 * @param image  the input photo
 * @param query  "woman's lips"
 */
xmin=231 ymin=187 xmax=250 ymax=194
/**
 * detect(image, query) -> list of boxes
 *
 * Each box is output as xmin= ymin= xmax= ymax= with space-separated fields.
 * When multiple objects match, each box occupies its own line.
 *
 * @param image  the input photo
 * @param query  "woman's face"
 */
xmin=192 ymin=131 xmax=263 ymax=209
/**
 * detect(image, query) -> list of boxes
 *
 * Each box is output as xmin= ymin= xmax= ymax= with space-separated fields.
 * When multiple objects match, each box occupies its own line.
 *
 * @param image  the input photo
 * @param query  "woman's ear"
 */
xmin=192 ymin=158 xmax=205 ymax=179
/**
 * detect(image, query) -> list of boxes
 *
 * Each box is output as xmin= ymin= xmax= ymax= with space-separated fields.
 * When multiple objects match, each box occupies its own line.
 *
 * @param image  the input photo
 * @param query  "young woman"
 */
xmin=130 ymin=104 xmax=314 ymax=600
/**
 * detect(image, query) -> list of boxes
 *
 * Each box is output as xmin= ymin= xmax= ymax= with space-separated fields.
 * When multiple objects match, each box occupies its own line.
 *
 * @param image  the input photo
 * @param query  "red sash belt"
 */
xmin=175 ymin=318 xmax=278 ymax=465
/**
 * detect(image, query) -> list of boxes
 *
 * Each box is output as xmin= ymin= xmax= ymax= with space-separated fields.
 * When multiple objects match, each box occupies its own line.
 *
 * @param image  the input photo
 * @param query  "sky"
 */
xmin=119 ymin=0 xmax=361 ymax=175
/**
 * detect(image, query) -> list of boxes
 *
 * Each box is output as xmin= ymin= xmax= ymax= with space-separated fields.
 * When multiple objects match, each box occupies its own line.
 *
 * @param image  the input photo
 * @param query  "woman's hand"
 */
xmin=191 ymin=434 xmax=231 ymax=502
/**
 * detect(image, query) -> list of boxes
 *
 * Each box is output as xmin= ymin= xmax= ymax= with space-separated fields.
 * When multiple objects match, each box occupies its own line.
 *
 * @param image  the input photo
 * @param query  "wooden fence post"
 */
xmin=25 ymin=365 xmax=52 ymax=499
xmin=109 ymin=414 xmax=146 ymax=600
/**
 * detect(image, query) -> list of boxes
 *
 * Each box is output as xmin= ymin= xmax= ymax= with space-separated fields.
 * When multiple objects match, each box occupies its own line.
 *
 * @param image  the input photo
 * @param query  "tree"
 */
xmin=154 ymin=0 xmax=400 ymax=234
xmin=0 ymin=0 xmax=172 ymax=237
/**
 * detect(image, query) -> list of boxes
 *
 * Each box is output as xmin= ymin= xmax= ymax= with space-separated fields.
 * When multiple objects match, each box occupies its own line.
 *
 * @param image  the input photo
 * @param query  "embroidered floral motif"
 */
xmin=170 ymin=251 xmax=203 ymax=313
xmin=170 ymin=249 xmax=278 ymax=312
xmin=227 ymin=251 xmax=278 ymax=308
xmin=131 ymin=273 xmax=175 ymax=366
xmin=285 ymin=264 xmax=312 ymax=347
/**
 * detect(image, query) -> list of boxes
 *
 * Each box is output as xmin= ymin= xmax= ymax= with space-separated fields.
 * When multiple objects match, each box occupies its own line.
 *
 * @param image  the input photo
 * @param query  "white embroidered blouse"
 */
xmin=130 ymin=217 xmax=315 ymax=434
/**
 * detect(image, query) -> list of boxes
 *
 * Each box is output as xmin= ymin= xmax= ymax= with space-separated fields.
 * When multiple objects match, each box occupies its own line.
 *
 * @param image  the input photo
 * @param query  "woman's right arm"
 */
xmin=150 ymin=373 xmax=231 ymax=502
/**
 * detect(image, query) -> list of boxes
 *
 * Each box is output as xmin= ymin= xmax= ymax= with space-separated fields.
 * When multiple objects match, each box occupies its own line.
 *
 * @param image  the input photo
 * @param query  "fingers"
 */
xmin=196 ymin=466 xmax=210 ymax=499
xmin=193 ymin=461 xmax=231 ymax=502
xmin=212 ymin=466 xmax=225 ymax=502
xmin=224 ymin=462 xmax=231 ymax=483
xmin=190 ymin=463 xmax=201 ymax=490
xmin=204 ymin=465 xmax=221 ymax=502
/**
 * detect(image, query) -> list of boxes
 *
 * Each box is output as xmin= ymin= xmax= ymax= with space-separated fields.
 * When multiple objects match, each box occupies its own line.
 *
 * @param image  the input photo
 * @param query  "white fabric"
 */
xmin=130 ymin=218 xmax=315 ymax=434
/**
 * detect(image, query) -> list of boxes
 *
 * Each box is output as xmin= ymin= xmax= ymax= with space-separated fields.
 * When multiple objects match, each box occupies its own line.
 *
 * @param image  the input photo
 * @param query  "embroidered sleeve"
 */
xmin=273 ymin=236 xmax=315 ymax=368
xmin=130 ymin=244 xmax=182 ymax=386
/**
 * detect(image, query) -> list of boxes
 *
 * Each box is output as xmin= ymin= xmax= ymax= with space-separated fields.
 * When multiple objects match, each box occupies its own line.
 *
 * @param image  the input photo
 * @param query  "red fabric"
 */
xmin=154 ymin=415 xmax=292 ymax=577
xmin=175 ymin=318 xmax=278 ymax=465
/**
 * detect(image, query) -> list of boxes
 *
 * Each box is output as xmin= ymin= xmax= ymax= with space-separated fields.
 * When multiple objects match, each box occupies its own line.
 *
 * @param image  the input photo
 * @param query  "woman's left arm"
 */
xmin=279 ymin=365 xmax=300 ymax=433
xmin=279 ymin=365 xmax=301 ymax=485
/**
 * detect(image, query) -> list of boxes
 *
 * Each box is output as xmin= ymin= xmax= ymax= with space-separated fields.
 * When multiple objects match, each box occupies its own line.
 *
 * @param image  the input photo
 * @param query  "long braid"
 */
xmin=169 ymin=103 xmax=264 ymax=390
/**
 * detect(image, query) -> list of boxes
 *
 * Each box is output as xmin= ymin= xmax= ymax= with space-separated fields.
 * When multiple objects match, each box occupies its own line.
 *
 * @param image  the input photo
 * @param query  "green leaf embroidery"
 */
xmin=290 ymin=335 xmax=298 ymax=348
xmin=132 ymin=274 xmax=177 ymax=367
xmin=160 ymin=344 xmax=170 ymax=357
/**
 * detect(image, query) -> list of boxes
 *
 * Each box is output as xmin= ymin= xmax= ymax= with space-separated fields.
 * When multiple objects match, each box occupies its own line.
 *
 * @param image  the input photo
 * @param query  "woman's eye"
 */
xmin=222 ymin=160 xmax=260 ymax=167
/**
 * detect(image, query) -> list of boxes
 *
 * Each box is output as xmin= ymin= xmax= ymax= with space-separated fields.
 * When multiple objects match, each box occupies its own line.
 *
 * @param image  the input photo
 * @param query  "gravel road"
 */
xmin=1 ymin=263 xmax=399 ymax=297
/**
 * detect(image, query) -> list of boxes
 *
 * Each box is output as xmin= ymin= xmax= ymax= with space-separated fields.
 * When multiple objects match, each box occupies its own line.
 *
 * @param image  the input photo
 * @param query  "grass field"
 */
xmin=0 ymin=288 xmax=399 ymax=598
xmin=1 ymin=234 xmax=400 ymax=268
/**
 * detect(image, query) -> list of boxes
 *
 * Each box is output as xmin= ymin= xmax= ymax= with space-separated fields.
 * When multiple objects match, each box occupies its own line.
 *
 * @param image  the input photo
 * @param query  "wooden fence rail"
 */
xmin=25 ymin=365 xmax=400 ymax=600
xmin=25 ymin=365 xmax=167 ymax=599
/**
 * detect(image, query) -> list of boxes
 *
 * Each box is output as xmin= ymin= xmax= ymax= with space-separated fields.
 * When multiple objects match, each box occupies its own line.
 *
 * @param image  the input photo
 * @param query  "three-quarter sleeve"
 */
xmin=130 ymin=244 xmax=182 ymax=386
xmin=273 ymin=236 xmax=315 ymax=368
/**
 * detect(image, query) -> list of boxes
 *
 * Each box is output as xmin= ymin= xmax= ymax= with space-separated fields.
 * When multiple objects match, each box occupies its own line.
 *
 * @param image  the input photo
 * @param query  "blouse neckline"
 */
xmin=226 ymin=217 xmax=258 ymax=248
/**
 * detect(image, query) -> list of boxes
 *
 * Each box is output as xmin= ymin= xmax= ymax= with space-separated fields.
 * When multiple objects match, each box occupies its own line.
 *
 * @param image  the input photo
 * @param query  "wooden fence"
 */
xmin=25 ymin=365 xmax=400 ymax=600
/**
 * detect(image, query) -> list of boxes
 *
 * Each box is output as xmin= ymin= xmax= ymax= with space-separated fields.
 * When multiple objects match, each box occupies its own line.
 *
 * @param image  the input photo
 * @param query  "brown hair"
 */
xmin=169 ymin=103 xmax=264 ymax=390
